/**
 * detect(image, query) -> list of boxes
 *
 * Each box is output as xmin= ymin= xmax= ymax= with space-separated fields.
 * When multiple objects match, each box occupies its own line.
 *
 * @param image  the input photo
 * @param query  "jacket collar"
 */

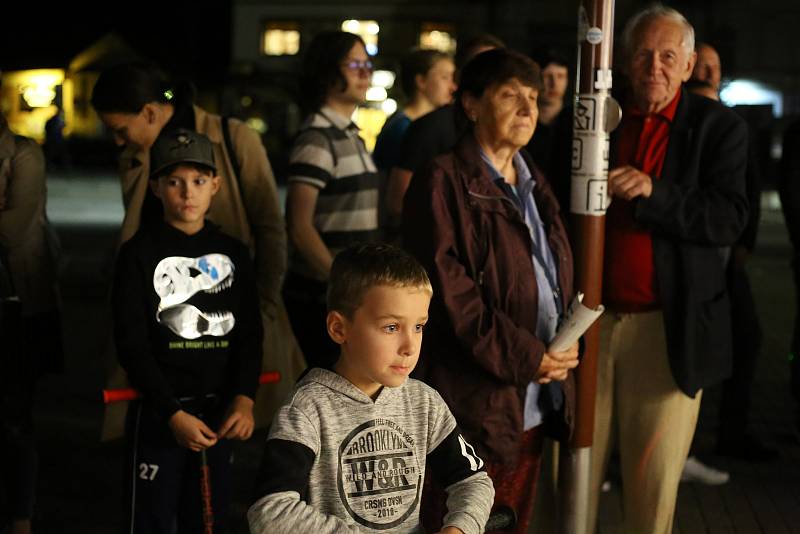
xmin=660 ymin=88 xmax=694 ymax=184
xmin=612 ymin=87 xmax=694 ymax=183
xmin=453 ymin=130 xmax=561 ymax=222
xmin=453 ymin=131 xmax=509 ymax=198
xmin=669 ymin=87 xmax=692 ymax=131
xmin=628 ymin=88 xmax=682 ymax=123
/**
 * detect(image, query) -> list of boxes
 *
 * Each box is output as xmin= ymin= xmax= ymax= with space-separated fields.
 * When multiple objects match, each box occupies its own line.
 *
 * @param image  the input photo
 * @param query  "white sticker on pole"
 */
xmin=571 ymin=166 xmax=611 ymax=215
xmin=571 ymin=132 xmax=608 ymax=176
xmin=586 ymin=27 xmax=603 ymax=45
xmin=573 ymin=94 xmax=601 ymax=133
xmin=571 ymin=94 xmax=611 ymax=216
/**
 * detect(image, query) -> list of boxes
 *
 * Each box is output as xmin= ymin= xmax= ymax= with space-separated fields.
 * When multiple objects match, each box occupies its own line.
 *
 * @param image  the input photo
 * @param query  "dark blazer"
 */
xmin=402 ymin=132 xmax=575 ymax=463
xmin=620 ymin=89 xmax=749 ymax=397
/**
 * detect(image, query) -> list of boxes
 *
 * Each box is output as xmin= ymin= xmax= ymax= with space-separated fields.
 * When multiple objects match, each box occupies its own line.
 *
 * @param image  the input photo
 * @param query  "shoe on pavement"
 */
xmin=716 ymin=434 xmax=778 ymax=462
xmin=681 ymin=455 xmax=730 ymax=485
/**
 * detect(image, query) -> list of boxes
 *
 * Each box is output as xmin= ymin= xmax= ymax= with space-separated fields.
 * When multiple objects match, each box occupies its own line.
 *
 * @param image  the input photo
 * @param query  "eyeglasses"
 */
xmin=342 ymin=60 xmax=374 ymax=72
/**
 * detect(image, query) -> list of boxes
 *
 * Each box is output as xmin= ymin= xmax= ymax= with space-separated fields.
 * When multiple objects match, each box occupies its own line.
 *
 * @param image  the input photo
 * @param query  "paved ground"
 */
xmin=11 ymin=173 xmax=800 ymax=532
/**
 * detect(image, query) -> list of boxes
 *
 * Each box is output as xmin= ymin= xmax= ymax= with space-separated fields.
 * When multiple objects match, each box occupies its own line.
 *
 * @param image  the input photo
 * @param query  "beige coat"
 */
xmin=103 ymin=106 xmax=305 ymax=439
xmin=0 ymin=117 xmax=59 ymax=316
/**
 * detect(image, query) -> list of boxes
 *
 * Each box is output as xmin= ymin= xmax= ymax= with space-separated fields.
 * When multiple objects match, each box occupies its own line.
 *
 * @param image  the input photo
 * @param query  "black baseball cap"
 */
xmin=149 ymin=128 xmax=217 ymax=179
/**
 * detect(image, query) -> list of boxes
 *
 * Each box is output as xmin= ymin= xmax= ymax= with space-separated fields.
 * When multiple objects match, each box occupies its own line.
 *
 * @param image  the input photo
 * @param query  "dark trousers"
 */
xmin=282 ymin=273 xmax=339 ymax=369
xmin=717 ymin=258 xmax=763 ymax=443
xmin=125 ymin=401 xmax=232 ymax=534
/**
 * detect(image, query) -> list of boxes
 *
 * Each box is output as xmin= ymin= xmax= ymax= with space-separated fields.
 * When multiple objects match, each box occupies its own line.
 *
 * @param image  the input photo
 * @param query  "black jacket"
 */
xmin=620 ymin=89 xmax=749 ymax=396
xmin=112 ymin=221 xmax=263 ymax=420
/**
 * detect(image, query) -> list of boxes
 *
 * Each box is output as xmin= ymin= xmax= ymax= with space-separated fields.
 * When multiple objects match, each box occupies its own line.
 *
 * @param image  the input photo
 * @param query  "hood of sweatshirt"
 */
xmin=299 ymin=367 xmax=401 ymax=406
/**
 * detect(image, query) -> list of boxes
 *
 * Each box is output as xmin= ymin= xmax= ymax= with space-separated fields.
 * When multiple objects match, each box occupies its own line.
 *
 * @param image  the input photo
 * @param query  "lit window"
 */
xmin=352 ymin=107 xmax=387 ymax=152
xmin=262 ymin=23 xmax=300 ymax=56
xmin=371 ymin=70 xmax=395 ymax=90
xmin=366 ymin=86 xmax=387 ymax=102
xmin=341 ymin=20 xmax=379 ymax=56
xmin=16 ymin=70 xmax=64 ymax=108
xmin=381 ymin=98 xmax=398 ymax=115
xmin=419 ymin=23 xmax=457 ymax=54
xmin=720 ymin=79 xmax=783 ymax=117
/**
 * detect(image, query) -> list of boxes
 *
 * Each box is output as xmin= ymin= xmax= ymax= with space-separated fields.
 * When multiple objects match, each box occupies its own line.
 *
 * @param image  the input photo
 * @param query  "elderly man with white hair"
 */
xmin=589 ymin=5 xmax=749 ymax=532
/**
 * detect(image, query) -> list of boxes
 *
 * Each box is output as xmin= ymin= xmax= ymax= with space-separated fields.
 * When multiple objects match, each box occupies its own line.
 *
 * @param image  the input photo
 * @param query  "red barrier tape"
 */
xmin=102 ymin=371 xmax=281 ymax=404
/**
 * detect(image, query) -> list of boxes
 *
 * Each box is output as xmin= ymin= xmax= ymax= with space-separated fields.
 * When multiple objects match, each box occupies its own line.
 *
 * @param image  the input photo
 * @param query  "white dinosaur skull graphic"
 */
xmin=157 ymin=304 xmax=235 ymax=339
xmin=152 ymin=254 xmax=236 ymax=339
xmin=153 ymin=254 xmax=234 ymax=311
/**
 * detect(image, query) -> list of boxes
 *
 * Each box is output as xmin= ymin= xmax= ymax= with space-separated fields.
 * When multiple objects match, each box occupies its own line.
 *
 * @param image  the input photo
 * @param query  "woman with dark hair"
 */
xmin=91 ymin=64 xmax=305 ymax=439
xmin=283 ymin=31 xmax=383 ymax=369
xmin=402 ymin=48 xmax=579 ymax=534
xmin=373 ymin=49 xmax=455 ymax=174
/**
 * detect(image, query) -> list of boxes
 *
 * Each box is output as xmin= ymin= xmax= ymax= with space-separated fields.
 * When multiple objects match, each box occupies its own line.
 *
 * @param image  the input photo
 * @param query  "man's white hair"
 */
xmin=623 ymin=3 xmax=695 ymax=57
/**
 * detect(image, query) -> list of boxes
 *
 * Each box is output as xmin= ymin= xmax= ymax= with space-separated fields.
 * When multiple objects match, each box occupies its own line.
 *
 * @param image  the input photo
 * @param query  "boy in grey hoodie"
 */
xmin=248 ymin=243 xmax=494 ymax=533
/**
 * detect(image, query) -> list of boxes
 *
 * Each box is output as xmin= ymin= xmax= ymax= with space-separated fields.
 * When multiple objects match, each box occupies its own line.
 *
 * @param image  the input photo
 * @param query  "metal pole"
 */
xmin=558 ymin=1 xmax=619 ymax=533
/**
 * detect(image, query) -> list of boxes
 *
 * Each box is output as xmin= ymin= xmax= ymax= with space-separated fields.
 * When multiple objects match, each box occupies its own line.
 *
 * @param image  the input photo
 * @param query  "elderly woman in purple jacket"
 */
xmin=402 ymin=48 xmax=578 ymax=534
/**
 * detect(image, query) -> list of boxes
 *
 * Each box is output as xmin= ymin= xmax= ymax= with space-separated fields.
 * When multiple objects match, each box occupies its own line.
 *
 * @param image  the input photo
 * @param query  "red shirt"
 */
xmin=604 ymin=90 xmax=681 ymax=311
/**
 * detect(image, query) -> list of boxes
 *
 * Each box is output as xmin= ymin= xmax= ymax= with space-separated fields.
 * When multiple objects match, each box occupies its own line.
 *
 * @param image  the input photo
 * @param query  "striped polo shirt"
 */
xmin=287 ymin=106 xmax=382 ymax=278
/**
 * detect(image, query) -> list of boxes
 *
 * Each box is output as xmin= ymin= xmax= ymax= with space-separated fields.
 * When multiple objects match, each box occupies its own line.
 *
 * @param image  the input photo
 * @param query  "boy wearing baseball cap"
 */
xmin=112 ymin=128 xmax=263 ymax=532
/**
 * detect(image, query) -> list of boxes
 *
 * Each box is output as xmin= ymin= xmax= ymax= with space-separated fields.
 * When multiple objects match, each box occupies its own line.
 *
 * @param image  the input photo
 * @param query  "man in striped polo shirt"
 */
xmin=283 ymin=30 xmax=382 ymax=369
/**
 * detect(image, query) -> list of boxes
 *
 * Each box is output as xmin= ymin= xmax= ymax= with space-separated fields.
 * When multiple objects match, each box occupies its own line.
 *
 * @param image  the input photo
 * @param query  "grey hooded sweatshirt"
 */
xmin=248 ymin=368 xmax=494 ymax=533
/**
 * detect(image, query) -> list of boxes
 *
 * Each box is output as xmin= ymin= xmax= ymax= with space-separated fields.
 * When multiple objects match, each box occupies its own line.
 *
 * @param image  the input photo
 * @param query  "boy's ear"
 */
xmin=327 ymin=310 xmax=348 ymax=345
xmin=149 ymin=178 xmax=162 ymax=198
xmin=210 ymin=174 xmax=221 ymax=195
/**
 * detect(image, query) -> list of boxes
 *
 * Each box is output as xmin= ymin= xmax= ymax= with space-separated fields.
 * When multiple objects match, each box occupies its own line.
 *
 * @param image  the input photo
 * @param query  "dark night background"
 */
xmin=0 ymin=2 xmax=233 ymax=85
xmin=4 ymin=0 xmax=800 ymax=180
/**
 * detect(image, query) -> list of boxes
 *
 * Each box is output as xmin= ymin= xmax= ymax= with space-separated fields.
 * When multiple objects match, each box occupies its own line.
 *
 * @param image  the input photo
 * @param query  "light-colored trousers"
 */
xmin=588 ymin=310 xmax=702 ymax=534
